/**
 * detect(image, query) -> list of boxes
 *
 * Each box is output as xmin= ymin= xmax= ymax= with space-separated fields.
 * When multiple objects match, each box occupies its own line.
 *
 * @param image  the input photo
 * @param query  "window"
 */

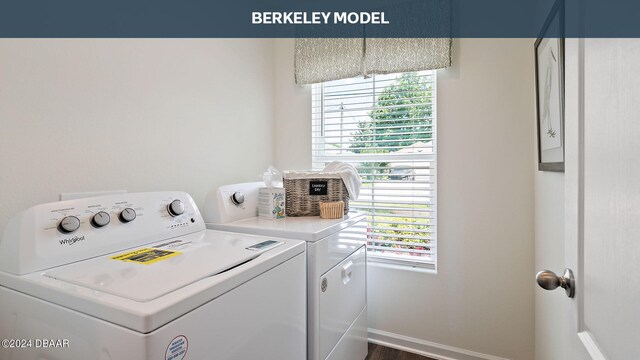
xmin=312 ymin=71 xmax=437 ymax=269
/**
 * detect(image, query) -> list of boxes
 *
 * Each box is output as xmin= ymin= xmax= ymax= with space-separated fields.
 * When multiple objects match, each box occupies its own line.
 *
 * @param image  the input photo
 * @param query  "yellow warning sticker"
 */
xmin=110 ymin=248 xmax=181 ymax=265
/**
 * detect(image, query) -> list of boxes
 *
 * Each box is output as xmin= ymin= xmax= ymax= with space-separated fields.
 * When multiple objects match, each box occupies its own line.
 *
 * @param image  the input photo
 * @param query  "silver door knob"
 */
xmin=536 ymin=268 xmax=575 ymax=298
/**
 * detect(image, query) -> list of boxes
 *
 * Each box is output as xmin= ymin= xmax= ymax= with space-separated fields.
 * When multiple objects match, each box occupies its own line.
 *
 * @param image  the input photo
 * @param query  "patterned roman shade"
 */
xmin=363 ymin=38 xmax=451 ymax=77
xmin=295 ymin=37 xmax=452 ymax=84
xmin=294 ymin=0 xmax=451 ymax=84
xmin=294 ymin=38 xmax=365 ymax=85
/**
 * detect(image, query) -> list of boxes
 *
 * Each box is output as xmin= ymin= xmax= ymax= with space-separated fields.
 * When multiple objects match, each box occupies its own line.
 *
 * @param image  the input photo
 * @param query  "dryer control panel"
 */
xmin=0 ymin=191 xmax=205 ymax=275
xmin=203 ymin=182 xmax=262 ymax=224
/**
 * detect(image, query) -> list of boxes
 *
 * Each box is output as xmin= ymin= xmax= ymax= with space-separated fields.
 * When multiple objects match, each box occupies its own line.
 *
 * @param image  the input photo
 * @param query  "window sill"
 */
xmin=366 ymin=256 xmax=437 ymax=274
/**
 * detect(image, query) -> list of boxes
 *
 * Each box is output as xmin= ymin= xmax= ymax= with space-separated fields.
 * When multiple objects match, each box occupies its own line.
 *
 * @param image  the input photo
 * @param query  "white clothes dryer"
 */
xmin=0 ymin=191 xmax=306 ymax=360
xmin=204 ymin=182 xmax=368 ymax=360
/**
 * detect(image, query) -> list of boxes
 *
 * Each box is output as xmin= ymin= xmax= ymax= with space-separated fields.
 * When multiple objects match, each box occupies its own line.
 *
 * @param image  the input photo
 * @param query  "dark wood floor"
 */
xmin=365 ymin=343 xmax=436 ymax=360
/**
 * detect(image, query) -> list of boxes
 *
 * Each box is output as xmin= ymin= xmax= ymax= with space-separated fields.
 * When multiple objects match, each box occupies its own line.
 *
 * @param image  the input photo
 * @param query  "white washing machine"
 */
xmin=0 ymin=191 xmax=306 ymax=360
xmin=203 ymin=182 xmax=368 ymax=360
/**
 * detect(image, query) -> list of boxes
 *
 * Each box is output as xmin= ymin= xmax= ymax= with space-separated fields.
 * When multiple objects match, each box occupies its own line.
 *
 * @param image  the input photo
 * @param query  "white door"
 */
xmin=545 ymin=38 xmax=640 ymax=359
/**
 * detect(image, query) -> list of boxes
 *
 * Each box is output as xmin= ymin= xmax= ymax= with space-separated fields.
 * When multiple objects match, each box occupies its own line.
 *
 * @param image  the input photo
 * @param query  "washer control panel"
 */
xmin=0 ymin=191 xmax=206 ymax=275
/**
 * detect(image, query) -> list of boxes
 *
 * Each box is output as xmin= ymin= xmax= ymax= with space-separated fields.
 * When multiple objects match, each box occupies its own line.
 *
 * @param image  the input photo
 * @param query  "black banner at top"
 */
xmin=0 ymin=0 xmax=638 ymax=38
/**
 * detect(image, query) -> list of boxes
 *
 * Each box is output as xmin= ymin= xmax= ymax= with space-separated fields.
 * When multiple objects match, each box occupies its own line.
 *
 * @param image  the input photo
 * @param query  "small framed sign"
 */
xmin=535 ymin=0 xmax=565 ymax=172
xmin=309 ymin=180 xmax=328 ymax=195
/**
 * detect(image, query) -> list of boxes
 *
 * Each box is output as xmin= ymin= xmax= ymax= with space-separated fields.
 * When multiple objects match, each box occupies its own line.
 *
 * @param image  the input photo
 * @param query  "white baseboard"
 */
xmin=367 ymin=328 xmax=511 ymax=360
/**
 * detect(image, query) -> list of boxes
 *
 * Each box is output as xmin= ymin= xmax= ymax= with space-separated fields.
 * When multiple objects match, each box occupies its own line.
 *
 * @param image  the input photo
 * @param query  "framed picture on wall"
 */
xmin=535 ymin=0 xmax=565 ymax=172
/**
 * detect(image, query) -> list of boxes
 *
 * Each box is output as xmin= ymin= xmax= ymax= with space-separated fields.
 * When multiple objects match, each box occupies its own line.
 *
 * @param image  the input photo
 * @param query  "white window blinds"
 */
xmin=312 ymin=71 xmax=437 ymax=268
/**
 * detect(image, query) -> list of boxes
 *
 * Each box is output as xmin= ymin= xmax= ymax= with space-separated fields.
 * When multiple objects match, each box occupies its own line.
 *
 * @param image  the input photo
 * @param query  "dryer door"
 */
xmin=318 ymin=246 xmax=366 ymax=360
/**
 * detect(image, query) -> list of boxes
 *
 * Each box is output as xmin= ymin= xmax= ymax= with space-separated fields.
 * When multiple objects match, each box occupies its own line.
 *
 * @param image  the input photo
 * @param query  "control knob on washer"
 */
xmin=119 ymin=208 xmax=137 ymax=223
xmin=230 ymin=191 xmax=245 ymax=206
xmin=167 ymin=199 xmax=185 ymax=217
xmin=91 ymin=211 xmax=111 ymax=228
xmin=58 ymin=216 xmax=81 ymax=234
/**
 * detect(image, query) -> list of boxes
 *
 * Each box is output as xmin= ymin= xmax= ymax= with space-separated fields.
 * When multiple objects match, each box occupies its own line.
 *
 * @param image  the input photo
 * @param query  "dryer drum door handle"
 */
xmin=341 ymin=260 xmax=354 ymax=285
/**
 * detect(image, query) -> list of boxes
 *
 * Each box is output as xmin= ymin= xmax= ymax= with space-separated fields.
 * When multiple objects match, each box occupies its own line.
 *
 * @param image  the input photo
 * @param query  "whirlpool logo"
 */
xmin=59 ymin=236 xmax=85 ymax=245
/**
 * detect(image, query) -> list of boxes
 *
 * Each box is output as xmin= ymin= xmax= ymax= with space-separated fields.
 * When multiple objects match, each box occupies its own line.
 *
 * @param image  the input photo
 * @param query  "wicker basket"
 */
xmin=319 ymin=201 xmax=345 ymax=219
xmin=283 ymin=172 xmax=349 ymax=217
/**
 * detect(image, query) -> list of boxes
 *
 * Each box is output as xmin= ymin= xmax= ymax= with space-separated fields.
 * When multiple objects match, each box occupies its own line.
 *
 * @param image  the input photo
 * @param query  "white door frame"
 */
xmin=564 ymin=37 xmax=610 ymax=360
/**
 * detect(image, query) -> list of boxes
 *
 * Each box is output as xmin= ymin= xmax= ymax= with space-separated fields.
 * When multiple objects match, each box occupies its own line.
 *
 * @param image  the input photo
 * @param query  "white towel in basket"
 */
xmin=323 ymin=161 xmax=361 ymax=200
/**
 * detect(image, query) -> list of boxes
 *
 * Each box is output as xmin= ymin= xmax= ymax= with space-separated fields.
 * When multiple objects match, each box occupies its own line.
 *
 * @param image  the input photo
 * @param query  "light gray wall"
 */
xmin=534 ymin=172 xmax=568 ymax=359
xmin=273 ymin=39 xmax=312 ymax=171
xmin=274 ymin=38 xmax=536 ymax=360
xmin=0 ymin=39 xmax=275 ymax=232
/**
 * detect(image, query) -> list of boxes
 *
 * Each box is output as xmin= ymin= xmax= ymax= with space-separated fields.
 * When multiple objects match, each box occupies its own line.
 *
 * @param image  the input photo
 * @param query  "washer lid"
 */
xmin=43 ymin=234 xmax=276 ymax=302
